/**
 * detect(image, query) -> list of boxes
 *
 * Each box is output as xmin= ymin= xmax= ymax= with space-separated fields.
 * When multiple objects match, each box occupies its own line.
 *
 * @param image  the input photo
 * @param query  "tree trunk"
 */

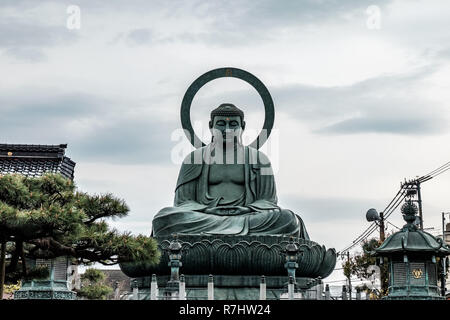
xmin=0 ymin=240 xmax=6 ymax=300
xmin=5 ymin=240 xmax=21 ymax=274
xmin=20 ymin=243 xmax=27 ymax=276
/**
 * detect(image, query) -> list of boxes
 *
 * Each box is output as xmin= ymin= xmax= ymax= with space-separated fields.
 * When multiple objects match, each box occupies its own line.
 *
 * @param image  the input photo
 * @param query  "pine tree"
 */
xmin=0 ymin=173 xmax=160 ymax=299
xmin=76 ymin=268 xmax=113 ymax=300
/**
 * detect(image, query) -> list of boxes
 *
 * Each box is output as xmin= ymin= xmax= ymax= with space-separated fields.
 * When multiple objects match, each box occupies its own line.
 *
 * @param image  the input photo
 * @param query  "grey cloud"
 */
xmin=306 ymin=66 xmax=447 ymax=135
xmin=0 ymin=22 xmax=73 ymax=47
xmin=317 ymin=111 xmax=440 ymax=135
xmin=0 ymin=90 xmax=178 ymax=165
xmin=157 ymin=30 xmax=268 ymax=47
xmin=199 ymin=65 xmax=447 ymax=135
xmin=179 ymin=0 xmax=391 ymax=33
xmin=70 ymin=117 xmax=177 ymax=165
xmin=0 ymin=91 xmax=106 ymax=143
xmin=280 ymin=194 xmax=386 ymax=223
xmin=3 ymin=47 xmax=47 ymax=62
xmin=126 ymin=28 xmax=155 ymax=46
xmin=110 ymin=0 xmax=392 ymax=46
xmin=0 ymin=19 xmax=78 ymax=62
xmin=123 ymin=27 xmax=262 ymax=48
xmin=1 ymin=0 xmax=37 ymax=5
xmin=435 ymin=47 xmax=450 ymax=62
xmin=274 ymin=65 xmax=439 ymax=119
xmin=0 ymin=92 xmax=107 ymax=121
xmin=55 ymin=0 xmax=387 ymax=21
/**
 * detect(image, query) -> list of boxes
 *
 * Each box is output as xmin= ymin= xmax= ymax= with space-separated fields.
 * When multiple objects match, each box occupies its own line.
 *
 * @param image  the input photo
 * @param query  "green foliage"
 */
xmin=0 ymin=173 xmax=161 ymax=283
xmin=347 ymin=238 xmax=381 ymax=279
xmin=77 ymin=284 xmax=113 ymax=300
xmin=343 ymin=237 xmax=389 ymax=298
xmin=5 ymin=263 xmax=50 ymax=284
xmin=23 ymin=266 xmax=50 ymax=280
xmin=81 ymin=268 xmax=106 ymax=283
xmin=76 ymin=268 xmax=113 ymax=300
xmin=3 ymin=281 xmax=21 ymax=294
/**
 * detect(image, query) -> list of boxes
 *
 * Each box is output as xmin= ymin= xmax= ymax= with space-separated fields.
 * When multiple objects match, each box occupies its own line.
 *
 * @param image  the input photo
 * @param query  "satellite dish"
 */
xmin=366 ymin=208 xmax=380 ymax=222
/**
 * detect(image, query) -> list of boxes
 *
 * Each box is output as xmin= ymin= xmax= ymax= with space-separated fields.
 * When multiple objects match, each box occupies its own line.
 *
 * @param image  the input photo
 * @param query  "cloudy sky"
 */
xmin=2 ymin=0 xmax=450 ymax=286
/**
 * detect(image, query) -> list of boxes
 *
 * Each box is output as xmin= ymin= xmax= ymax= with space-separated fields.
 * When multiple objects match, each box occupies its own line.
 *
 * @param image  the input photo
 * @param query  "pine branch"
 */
xmin=0 ymin=173 xmax=160 ymax=280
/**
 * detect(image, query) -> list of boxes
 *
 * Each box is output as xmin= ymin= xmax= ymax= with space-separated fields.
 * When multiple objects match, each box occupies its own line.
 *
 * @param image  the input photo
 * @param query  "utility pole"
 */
xmin=416 ymin=181 xmax=424 ymax=230
xmin=379 ymin=211 xmax=387 ymax=294
xmin=441 ymin=212 xmax=449 ymax=297
xmin=401 ymin=179 xmax=424 ymax=230
xmin=379 ymin=211 xmax=385 ymax=242
xmin=347 ymin=251 xmax=352 ymax=300
xmin=366 ymin=208 xmax=387 ymax=294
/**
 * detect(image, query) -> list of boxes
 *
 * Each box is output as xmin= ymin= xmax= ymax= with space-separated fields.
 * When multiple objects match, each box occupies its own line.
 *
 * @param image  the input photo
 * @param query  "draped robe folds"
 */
xmin=152 ymin=144 xmax=309 ymax=239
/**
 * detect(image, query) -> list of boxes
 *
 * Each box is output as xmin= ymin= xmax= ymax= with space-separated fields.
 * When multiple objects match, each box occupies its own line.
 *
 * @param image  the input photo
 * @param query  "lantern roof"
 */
xmin=374 ymin=201 xmax=450 ymax=256
xmin=168 ymin=234 xmax=182 ymax=252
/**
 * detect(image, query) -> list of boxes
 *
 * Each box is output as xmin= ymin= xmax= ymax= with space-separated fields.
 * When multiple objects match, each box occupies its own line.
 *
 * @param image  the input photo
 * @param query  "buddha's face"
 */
xmin=210 ymin=115 xmax=244 ymax=145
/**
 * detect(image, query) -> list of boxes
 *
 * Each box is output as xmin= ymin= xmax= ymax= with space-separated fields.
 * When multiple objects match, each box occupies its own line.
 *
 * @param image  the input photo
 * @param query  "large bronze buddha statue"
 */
xmin=120 ymin=68 xmax=336 ymax=296
xmin=152 ymin=103 xmax=309 ymax=238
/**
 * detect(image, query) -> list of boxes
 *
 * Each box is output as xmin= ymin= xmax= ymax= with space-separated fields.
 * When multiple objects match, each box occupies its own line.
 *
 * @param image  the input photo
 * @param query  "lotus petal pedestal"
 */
xmin=120 ymin=234 xmax=336 ymax=300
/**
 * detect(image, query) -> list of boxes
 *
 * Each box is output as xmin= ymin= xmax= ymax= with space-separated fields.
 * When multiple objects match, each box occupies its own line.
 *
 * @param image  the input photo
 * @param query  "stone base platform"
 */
xmin=121 ymin=234 xmax=336 ymax=300
xmin=134 ymin=275 xmax=319 ymax=300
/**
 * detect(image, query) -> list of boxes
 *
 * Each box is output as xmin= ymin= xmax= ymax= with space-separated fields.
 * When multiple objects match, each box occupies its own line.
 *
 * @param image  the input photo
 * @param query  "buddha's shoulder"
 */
xmin=247 ymin=146 xmax=272 ymax=166
xmin=181 ymin=146 xmax=209 ymax=165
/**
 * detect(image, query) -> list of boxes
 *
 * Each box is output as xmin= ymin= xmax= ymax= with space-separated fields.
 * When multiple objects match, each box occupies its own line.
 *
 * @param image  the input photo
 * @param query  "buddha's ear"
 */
xmin=242 ymin=121 xmax=246 ymax=130
xmin=209 ymin=120 xmax=213 ymax=128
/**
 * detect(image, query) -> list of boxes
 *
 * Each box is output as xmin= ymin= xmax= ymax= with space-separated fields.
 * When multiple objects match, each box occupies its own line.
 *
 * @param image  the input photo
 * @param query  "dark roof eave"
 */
xmin=374 ymin=248 xmax=450 ymax=256
xmin=0 ymin=143 xmax=75 ymax=180
xmin=0 ymin=144 xmax=67 ymax=152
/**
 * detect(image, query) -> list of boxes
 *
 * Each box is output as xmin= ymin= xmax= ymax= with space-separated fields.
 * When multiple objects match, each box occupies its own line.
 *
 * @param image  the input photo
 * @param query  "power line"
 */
xmin=338 ymin=159 xmax=450 ymax=255
xmin=429 ymin=164 xmax=450 ymax=179
xmin=382 ymin=190 xmax=407 ymax=220
xmin=338 ymin=223 xmax=376 ymax=254
xmin=355 ymin=190 xmax=406 ymax=245
xmin=419 ymin=161 xmax=450 ymax=179
xmin=338 ymin=189 xmax=406 ymax=254
xmin=381 ymin=188 xmax=404 ymax=216
xmin=418 ymin=161 xmax=450 ymax=183
xmin=386 ymin=221 xmax=401 ymax=230
xmin=360 ymin=189 xmax=406 ymax=239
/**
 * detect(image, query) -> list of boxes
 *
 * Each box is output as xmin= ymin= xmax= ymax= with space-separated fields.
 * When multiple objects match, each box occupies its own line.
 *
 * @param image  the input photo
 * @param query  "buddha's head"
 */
xmin=209 ymin=103 xmax=246 ymax=145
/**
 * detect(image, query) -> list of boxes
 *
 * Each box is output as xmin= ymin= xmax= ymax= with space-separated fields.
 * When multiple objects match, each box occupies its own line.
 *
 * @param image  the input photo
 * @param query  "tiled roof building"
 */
xmin=0 ymin=143 xmax=75 ymax=179
xmin=1 ymin=143 xmax=78 ymax=300
xmin=101 ymin=269 xmax=133 ymax=299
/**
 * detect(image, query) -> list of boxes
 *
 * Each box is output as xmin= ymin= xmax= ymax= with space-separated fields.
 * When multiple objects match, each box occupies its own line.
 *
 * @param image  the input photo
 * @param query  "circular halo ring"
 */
xmin=180 ymin=67 xmax=275 ymax=149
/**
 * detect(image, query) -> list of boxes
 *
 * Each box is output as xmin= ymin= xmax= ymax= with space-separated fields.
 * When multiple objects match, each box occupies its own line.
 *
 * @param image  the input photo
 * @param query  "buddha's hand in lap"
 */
xmin=204 ymin=206 xmax=252 ymax=216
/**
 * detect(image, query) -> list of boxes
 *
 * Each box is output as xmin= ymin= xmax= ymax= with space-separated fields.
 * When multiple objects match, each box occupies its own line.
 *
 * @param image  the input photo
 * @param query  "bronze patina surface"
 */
xmin=373 ymin=201 xmax=450 ymax=300
xmin=121 ymin=234 xmax=336 ymax=278
xmin=120 ymin=68 xmax=336 ymax=295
